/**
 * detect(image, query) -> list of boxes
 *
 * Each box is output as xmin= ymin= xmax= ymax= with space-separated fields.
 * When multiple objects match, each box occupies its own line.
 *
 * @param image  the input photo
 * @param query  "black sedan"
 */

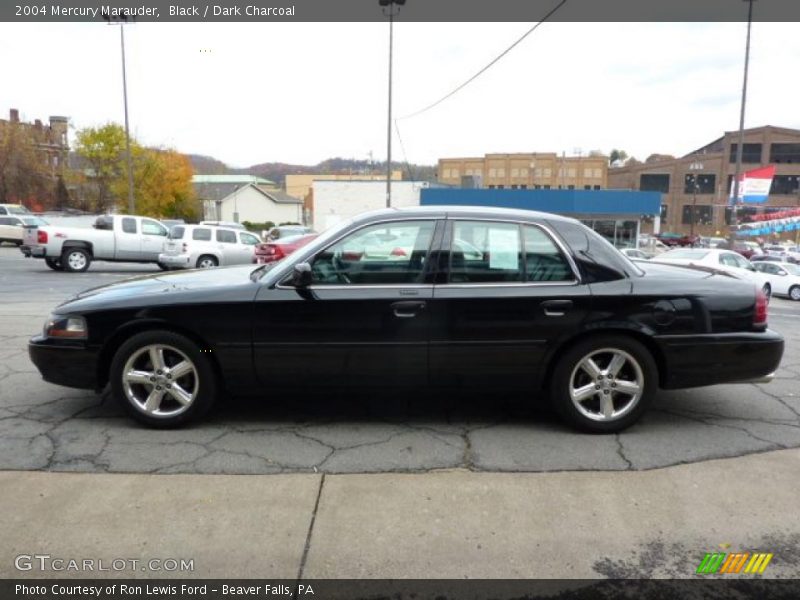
xmin=29 ymin=207 xmax=784 ymax=433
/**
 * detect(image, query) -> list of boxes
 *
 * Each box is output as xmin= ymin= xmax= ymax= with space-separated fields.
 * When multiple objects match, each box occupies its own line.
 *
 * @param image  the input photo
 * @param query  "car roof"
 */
xmin=349 ymin=205 xmax=582 ymax=225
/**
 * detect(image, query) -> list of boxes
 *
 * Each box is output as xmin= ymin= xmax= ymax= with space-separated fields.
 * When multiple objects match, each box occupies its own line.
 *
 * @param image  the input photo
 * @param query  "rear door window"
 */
xmin=192 ymin=228 xmax=212 ymax=241
xmin=216 ymin=229 xmax=237 ymax=244
xmin=449 ymin=221 xmax=522 ymax=283
xmin=121 ymin=218 xmax=136 ymax=234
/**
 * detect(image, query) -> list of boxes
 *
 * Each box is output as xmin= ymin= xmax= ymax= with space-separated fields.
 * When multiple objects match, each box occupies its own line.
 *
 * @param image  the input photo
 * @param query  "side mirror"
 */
xmin=291 ymin=262 xmax=313 ymax=287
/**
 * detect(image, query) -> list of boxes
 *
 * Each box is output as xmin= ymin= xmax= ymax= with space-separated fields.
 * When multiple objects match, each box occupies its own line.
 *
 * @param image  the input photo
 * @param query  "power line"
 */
xmin=398 ymin=0 xmax=568 ymax=120
xmin=393 ymin=119 xmax=417 ymax=183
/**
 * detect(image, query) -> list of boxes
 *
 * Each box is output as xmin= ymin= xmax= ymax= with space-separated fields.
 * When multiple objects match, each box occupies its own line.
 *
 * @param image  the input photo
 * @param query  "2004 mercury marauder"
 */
xmin=29 ymin=207 xmax=784 ymax=432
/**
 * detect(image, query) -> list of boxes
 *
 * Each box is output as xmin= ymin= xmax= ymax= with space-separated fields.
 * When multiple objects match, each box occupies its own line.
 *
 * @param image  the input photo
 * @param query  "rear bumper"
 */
xmin=20 ymin=245 xmax=46 ymax=258
xmin=655 ymin=329 xmax=784 ymax=389
xmin=28 ymin=335 xmax=99 ymax=390
xmin=158 ymin=252 xmax=192 ymax=269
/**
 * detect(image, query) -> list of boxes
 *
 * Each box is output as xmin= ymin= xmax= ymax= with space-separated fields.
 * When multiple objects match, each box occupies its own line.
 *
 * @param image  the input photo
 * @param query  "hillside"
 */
xmin=188 ymin=155 xmax=437 ymax=185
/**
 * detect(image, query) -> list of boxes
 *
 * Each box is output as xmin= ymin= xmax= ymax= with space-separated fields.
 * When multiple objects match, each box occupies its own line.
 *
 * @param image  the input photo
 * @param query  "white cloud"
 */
xmin=1 ymin=21 xmax=798 ymax=167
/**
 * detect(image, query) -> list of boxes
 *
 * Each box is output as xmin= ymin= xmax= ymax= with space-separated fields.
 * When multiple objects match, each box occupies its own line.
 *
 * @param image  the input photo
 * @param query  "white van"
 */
xmin=159 ymin=224 xmax=261 ymax=269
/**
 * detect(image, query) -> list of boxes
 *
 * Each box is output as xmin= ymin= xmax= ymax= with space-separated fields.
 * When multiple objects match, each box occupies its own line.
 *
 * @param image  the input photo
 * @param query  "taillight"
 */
xmin=182 ymin=243 xmax=188 ymax=253
xmin=37 ymin=230 xmax=48 ymax=244
xmin=753 ymin=288 xmax=768 ymax=327
xmin=390 ymin=247 xmax=407 ymax=257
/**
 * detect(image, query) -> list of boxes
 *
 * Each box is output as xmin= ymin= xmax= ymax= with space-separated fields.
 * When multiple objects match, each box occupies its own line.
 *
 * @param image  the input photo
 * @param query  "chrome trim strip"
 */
xmin=275 ymin=283 xmax=433 ymax=291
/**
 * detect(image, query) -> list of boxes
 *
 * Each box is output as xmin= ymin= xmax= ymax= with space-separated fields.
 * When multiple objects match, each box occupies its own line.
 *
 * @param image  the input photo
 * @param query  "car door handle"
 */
xmin=540 ymin=299 xmax=573 ymax=317
xmin=391 ymin=300 xmax=426 ymax=318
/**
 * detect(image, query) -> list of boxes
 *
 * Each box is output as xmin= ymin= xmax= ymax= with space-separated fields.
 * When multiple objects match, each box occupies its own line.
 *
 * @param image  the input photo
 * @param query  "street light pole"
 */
xmin=107 ymin=17 xmax=136 ymax=215
xmin=379 ymin=0 xmax=405 ymax=208
xmin=731 ymin=0 xmax=755 ymax=234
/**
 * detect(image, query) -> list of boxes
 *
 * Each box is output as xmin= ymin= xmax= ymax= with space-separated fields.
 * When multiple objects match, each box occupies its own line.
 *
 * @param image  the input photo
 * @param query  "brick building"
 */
xmin=607 ymin=125 xmax=800 ymax=236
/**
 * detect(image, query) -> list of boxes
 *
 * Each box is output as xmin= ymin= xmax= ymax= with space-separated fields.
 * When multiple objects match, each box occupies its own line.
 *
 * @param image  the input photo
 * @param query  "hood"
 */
xmin=57 ymin=265 xmax=260 ymax=312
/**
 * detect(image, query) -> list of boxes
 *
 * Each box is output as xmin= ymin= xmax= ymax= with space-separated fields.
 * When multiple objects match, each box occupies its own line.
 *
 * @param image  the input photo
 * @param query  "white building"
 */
xmin=312 ymin=180 xmax=429 ymax=231
xmin=199 ymin=185 xmax=302 ymax=226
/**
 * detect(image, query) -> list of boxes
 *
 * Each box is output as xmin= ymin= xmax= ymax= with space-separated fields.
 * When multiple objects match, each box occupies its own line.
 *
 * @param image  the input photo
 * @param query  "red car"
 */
xmin=254 ymin=233 xmax=318 ymax=264
xmin=656 ymin=232 xmax=699 ymax=247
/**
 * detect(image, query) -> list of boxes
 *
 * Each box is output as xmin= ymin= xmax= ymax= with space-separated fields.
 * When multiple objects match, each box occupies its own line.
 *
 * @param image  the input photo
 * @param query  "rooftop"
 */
xmin=192 ymin=174 xmax=276 ymax=186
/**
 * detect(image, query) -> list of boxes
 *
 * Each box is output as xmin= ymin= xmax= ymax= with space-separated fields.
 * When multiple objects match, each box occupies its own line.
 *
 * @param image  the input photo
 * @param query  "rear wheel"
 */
xmin=157 ymin=262 xmax=170 ymax=271
xmin=44 ymin=257 xmax=63 ymax=271
xmin=196 ymin=255 xmax=218 ymax=269
xmin=550 ymin=335 xmax=657 ymax=433
xmin=790 ymin=285 xmax=800 ymax=301
xmin=110 ymin=330 xmax=217 ymax=428
xmin=62 ymin=247 xmax=92 ymax=273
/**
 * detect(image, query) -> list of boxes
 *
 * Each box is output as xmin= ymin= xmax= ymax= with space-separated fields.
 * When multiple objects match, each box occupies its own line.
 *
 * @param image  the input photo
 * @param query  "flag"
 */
xmin=729 ymin=165 xmax=775 ymax=204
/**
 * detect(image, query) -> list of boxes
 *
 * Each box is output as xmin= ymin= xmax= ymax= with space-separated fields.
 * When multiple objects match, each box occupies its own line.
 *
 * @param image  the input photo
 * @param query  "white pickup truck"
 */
xmin=21 ymin=214 xmax=170 ymax=272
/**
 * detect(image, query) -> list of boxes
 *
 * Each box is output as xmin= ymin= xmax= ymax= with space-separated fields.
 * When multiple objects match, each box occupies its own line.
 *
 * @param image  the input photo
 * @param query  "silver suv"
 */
xmin=159 ymin=224 xmax=261 ymax=269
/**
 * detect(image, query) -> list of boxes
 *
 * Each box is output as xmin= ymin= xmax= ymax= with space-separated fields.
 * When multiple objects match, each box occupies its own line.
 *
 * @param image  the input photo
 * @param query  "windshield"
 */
xmin=7 ymin=206 xmax=31 ymax=215
xmin=783 ymin=264 xmax=800 ymax=276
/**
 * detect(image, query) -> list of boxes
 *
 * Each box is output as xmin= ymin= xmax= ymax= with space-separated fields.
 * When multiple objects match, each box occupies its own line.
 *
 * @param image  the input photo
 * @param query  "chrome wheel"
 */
xmin=66 ymin=251 xmax=87 ymax=270
xmin=121 ymin=344 xmax=199 ymax=417
xmin=791 ymin=286 xmax=800 ymax=301
xmin=569 ymin=348 xmax=644 ymax=422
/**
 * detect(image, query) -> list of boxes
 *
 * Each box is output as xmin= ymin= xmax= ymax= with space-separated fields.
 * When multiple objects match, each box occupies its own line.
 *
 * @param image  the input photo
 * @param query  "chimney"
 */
xmin=9 ymin=108 xmax=19 ymax=122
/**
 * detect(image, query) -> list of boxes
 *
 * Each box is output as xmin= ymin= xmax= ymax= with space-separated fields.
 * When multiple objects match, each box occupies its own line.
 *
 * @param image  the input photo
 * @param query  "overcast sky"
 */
xmin=1 ymin=21 xmax=798 ymax=168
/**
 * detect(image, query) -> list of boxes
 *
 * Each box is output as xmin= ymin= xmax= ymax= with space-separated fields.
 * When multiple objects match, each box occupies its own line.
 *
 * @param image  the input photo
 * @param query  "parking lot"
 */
xmin=3 ymin=244 xmax=800 ymax=475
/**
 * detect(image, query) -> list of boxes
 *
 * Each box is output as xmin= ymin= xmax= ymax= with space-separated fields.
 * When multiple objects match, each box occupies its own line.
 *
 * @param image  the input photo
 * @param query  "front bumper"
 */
xmin=28 ymin=335 xmax=99 ymax=390
xmin=655 ymin=329 xmax=784 ymax=389
xmin=158 ymin=252 xmax=192 ymax=269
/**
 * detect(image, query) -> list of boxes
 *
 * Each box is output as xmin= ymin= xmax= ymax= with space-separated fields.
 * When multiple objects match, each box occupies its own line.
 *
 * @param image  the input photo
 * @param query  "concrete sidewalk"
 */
xmin=2 ymin=449 xmax=799 ymax=579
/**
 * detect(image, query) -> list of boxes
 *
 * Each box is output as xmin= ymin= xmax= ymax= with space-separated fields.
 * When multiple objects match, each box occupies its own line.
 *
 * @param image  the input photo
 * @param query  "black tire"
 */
xmin=109 ymin=330 xmax=217 ymax=428
xmin=789 ymin=285 xmax=800 ymax=302
xmin=549 ymin=335 xmax=657 ymax=433
xmin=61 ymin=247 xmax=92 ymax=273
xmin=44 ymin=257 xmax=63 ymax=271
xmin=196 ymin=254 xmax=218 ymax=269
xmin=14 ymin=240 xmax=22 ymax=246
xmin=157 ymin=262 xmax=170 ymax=271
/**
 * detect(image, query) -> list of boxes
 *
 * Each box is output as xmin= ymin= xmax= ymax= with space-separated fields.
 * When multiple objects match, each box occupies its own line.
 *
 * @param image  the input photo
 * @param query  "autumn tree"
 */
xmin=74 ymin=123 xmax=197 ymax=219
xmin=0 ymin=119 xmax=53 ymax=206
xmin=74 ymin=123 xmax=129 ymax=213
xmin=127 ymin=147 xmax=198 ymax=221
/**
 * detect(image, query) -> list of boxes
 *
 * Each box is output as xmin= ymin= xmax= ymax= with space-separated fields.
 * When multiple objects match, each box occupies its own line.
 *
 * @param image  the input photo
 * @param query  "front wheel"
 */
xmin=109 ymin=330 xmax=217 ymax=428
xmin=44 ymin=257 xmax=63 ymax=271
xmin=549 ymin=335 xmax=657 ymax=433
xmin=62 ymin=248 xmax=92 ymax=273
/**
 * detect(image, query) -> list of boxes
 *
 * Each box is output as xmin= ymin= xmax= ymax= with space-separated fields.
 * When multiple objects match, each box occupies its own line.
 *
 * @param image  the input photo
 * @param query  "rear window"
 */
xmin=7 ymin=206 xmax=30 ymax=215
xmin=168 ymin=226 xmax=185 ymax=240
xmin=192 ymin=228 xmax=212 ymax=241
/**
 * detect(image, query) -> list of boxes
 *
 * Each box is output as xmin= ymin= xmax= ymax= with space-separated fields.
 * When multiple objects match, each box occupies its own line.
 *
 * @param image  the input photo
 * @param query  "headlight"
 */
xmin=44 ymin=315 xmax=88 ymax=339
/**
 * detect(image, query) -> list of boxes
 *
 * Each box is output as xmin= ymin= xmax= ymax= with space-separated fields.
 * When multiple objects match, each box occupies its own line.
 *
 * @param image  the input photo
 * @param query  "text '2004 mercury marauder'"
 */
xmin=28 ymin=207 xmax=783 ymax=433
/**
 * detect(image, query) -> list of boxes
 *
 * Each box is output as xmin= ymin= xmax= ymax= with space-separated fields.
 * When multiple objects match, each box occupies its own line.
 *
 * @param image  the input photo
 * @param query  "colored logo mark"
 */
xmin=696 ymin=552 xmax=773 ymax=575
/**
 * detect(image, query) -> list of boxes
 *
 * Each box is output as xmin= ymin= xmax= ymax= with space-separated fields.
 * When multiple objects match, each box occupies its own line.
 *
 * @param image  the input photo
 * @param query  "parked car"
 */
xmin=28 ymin=206 xmax=783 ymax=433
xmin=637 ymin=238 xmax=669 ymax=257
xmin=753 ymin=261 xmax=800 ymax=301
xmin=657 ymin=232 xmax=699 ymax=247
xmin=254 ymin=233 xmax=318 ymax=264
xmin=20 ymin=214 xmax=170 ymax=272
xmin=159 ymin=223 xmax=261 ymax=269
xmin=707 ymin=237 xmax=727 ymax=248
xmin=267 ymin=225 xmax=314 ymax=241
xmin=620 ymin=248 xmax=650 ymax=260
xmin=654 ymin=248 xmax=772 ymax=298
xmin=0 ymin=215 xmax=48 ymax=246
xmin=751 ymin=254 xmax=786 ymax=263
xmin=0 ymin=203 xmax=33 ymax=216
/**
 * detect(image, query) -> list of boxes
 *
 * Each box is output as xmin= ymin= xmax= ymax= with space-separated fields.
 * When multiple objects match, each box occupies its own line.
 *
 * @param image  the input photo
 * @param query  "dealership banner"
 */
xmin=729 ymin=165 xmax=776 ymax=205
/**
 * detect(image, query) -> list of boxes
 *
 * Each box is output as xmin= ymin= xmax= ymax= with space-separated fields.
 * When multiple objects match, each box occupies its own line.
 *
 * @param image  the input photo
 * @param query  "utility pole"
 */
xmin=379 ymin=0 xmax=405 ymax=208
xmin=107 ymin=16 xmax=136 ymax=214
xmin=731 ymin=0 xmax=755 ymax=235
